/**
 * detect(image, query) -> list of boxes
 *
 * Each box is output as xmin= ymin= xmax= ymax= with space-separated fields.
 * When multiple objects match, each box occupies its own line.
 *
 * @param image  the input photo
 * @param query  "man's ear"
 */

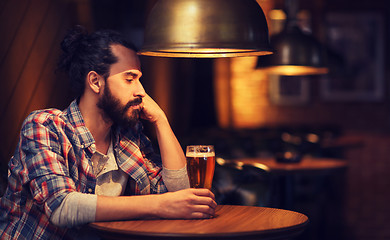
xmin=86 ymin=71 xmax=103 ymax=94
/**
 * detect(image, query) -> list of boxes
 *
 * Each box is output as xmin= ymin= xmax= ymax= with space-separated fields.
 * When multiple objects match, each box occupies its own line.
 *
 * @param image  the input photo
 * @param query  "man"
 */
xmin=0 ymin=26 xmax=216 ymax=239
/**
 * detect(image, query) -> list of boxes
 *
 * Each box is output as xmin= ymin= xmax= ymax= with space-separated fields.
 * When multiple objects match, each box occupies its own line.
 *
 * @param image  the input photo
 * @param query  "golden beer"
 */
xmin=186 ymin=145 xmax=215 ymax=189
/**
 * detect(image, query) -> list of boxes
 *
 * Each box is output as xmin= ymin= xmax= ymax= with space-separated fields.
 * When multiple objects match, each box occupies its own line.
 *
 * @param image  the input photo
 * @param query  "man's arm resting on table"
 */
xmin=95 ymin=188 xmax=216 ymax=221
xmin=50 ymin=188 xmax=216 ymax=227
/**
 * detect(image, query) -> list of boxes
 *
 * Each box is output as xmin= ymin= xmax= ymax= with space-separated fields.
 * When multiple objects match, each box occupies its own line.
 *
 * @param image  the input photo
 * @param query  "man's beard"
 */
xmin=97 ymin=82 xmax=142 ymax=128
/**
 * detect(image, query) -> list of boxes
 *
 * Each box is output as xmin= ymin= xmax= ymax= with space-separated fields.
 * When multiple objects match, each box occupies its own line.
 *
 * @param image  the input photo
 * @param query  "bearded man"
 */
xmin=0 ymin=26 xmax=216 ymax=240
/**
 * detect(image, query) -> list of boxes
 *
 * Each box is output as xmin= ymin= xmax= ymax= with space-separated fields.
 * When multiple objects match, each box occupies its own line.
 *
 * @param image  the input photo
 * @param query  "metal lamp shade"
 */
xmin=139 ymin=0 xmax=273 ymax=58
xmin=257 ymin=25 xmax=328 ymax=75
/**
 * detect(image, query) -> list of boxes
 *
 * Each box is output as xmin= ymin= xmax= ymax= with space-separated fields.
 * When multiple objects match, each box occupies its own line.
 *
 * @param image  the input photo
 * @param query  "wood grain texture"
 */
xmin=89 ymin=205 xmax=308 ymax=240
xmin=0 ymin=0 xmax=73 ymax=163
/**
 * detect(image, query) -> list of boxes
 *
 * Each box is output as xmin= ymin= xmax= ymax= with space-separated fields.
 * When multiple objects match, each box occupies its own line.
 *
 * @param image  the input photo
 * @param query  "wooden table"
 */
xmin=89 ymin=205 xmax=309 ymax=240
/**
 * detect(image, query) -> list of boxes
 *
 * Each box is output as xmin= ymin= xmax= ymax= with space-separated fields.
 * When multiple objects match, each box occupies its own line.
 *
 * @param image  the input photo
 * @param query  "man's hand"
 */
xmin=139 ymin=94 xmax=167 ymax=124
xmin=157 ymin=188 xmax=217 ymax=219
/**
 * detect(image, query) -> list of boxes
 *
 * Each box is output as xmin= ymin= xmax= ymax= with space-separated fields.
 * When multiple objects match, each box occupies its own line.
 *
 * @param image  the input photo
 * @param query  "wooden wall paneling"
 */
xmin=0 ymin=0 xmax=51 ymax=163
xmin=0 ymin=0 xmax=50 ymax=116
xmin=15 ymin=0 xmax=69 ymax=111
xmin=1 ymin=0 xmax=67 ymax=161
xmin=7 ymin=30 xmax=68 ymax=161
xmin=17 ymin=0 xmax=72 ymax=127
xmin=0 ymin=0 xmax=30 ymax=64
xmin=0 ymin=0 xmax=32 ymax=162
xmin=24 ymin=28 xmax=68 ymax=112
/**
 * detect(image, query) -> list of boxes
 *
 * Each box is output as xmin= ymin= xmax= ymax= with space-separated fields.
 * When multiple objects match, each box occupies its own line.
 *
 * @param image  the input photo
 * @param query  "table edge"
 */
xmin=89 ymin=206 xmax=309 ymax=239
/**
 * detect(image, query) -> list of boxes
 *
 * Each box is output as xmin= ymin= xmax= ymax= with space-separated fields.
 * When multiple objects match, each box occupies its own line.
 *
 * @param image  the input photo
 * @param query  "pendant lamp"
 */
xmin=139 ymin=0 xmax=273 ymax=58
xmin=256 ymin=0 xmax=328 ymax=75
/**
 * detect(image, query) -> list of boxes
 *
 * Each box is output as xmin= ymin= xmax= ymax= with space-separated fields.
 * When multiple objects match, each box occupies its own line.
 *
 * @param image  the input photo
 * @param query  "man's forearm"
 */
xmin=139 ymin=94 xmax=186 ymax=170
xmin=50 ymin=193 xmax=161 ymax=226
xmin=154 ymin=117 xmax=186 ymax=170
xmin=95 ymin=195 xmax=160 ymax=221
xmin=95 ymin=189 xmax=217 ymax=221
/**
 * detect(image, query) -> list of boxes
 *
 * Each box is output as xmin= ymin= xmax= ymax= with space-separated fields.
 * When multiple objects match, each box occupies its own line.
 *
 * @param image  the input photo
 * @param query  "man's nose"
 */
xmin=134 ymin=80 xmax=146 ymax=98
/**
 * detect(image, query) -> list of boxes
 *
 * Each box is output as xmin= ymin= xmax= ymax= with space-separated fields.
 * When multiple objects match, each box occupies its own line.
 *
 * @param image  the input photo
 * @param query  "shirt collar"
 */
xmin=65 ymin=99 xmax=96 ymax=149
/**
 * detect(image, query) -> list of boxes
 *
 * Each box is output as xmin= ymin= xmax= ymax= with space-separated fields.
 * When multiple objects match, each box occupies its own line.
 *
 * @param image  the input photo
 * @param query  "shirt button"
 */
xmin=88 ymin=188 xmax=93 ymax=193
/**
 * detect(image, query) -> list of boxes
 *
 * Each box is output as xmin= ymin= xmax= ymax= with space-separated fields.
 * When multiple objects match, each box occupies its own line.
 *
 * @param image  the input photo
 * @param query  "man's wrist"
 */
xmin=152 ymin=114 xmax=169 ymax=128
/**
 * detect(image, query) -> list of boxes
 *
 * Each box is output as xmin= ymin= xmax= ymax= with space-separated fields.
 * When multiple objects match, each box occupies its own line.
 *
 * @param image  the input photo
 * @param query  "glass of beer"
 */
xmin=186 ymin=145 xmax=215 ymax=189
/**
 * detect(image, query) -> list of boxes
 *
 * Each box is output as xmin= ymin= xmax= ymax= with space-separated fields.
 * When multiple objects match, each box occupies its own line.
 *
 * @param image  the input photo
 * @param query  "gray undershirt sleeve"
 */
xmin=162 ymin=165 xmax=190 ymax=192
xmin=50 ymin=192 xmax=97 ymax=228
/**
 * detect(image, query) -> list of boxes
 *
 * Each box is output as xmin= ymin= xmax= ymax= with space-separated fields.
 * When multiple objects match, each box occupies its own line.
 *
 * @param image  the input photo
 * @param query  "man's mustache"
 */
xmin=123 ymin=97 xmax=143 ymax=111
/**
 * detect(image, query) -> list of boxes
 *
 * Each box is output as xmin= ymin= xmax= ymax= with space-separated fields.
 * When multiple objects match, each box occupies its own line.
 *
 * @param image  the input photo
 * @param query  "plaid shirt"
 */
xmin=0 ymin=100 xmax=167 ymax=239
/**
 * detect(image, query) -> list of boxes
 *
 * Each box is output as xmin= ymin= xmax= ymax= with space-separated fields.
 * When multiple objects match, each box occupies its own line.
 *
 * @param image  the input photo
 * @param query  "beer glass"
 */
xmin=186 ymin=145 xmax=215 ymax=189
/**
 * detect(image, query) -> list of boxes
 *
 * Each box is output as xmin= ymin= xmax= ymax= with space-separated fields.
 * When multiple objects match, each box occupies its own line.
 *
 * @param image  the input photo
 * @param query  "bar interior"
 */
xmin=0 ymin=0 xmax=389 ymax=239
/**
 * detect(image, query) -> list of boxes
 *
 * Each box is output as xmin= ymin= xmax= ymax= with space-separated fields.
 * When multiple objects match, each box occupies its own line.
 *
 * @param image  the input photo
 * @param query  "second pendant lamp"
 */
xmin=257 ymin=0 xmax=328 ymax=75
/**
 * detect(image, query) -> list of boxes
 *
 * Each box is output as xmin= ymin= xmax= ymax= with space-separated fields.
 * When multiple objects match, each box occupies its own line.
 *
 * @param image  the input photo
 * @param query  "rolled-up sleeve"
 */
xmin=162 ymin=166 xmax=190 ymax=192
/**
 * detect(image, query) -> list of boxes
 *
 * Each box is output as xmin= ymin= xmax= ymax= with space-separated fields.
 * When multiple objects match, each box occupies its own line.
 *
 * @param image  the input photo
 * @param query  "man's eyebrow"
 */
xmin=124 ymin=71 xmax=142 ymax=78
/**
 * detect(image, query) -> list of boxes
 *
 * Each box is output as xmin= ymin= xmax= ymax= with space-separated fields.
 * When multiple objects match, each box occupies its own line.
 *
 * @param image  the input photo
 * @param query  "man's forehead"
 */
xmin=110 ymin=44 xmax=141 ymax=76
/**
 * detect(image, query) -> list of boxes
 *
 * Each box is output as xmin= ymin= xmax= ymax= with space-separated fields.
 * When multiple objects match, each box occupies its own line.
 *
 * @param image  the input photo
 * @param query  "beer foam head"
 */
xmin=186 ymin=152 xmax=215 ymax=158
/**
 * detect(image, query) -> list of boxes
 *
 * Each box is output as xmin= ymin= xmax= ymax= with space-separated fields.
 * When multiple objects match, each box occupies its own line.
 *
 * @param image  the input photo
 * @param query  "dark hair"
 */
xmin=58 ymin=25 xmax=138 ymax=98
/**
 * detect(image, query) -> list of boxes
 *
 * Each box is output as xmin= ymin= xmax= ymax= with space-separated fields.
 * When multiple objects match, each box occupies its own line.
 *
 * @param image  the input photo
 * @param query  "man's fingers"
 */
xmin=190 ymin=188 xmax=216 ymax=199
xmin=184 ymin=189 xmax=217 ymax=218
xmin=191 ymin=196 xmax=217 ymax=209
xmin=186 ymin=189 xmax=217 ymax=209
xmin=188 ymin=205 xmax=216 ymax=219
xmin=190 ymin=212 xmax=214 ymax=219
xmin=192 ymin=204 xmax=216 ymax=216
xmin=159 ymin=189 xmax=217 ymax=219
